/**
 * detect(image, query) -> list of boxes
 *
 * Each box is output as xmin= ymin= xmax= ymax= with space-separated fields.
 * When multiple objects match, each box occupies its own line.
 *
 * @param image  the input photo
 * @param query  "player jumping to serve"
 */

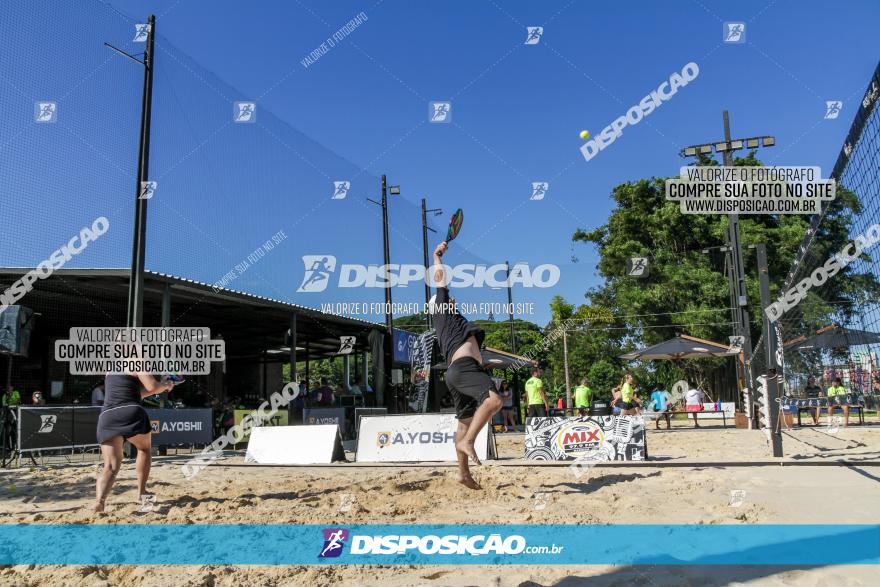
xmin=430 ymin=241 xmax=502 ymax=490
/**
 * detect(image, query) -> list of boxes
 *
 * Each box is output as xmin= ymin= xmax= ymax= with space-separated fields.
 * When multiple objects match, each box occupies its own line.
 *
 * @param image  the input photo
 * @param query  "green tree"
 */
xmin=573 ymin=152 xmax=879 ymax=394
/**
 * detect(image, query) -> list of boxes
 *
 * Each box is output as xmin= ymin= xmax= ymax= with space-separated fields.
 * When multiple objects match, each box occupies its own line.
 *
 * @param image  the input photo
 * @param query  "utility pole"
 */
xmin=368 ymin=176 xmax=400 ymax=409
xmin=506 ymin=261 xmax=521 ymax=424
xmin=107 ymin=16 xmax=155 ymax=327
xmin=681 ymin=113 xmax=775 ymax=413
xmin=755 ymin=243 xmax=783 ymax=457
xmin=421 ymin=199 xmax=442 ymax=329
xmin=562 ymin=329 xmax=571 ymax=415
xmin=722 ymin=111 xmax=754 ymax=397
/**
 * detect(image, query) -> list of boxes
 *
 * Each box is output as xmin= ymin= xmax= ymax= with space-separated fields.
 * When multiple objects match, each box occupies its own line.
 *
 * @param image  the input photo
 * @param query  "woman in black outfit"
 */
xmin=94 ymin=372 xmax=175 ymax=513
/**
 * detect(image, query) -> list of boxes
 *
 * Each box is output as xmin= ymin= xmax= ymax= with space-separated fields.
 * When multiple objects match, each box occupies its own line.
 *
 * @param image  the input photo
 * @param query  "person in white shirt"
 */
xmin=684 ymin=386 xmax=705 ymax=428
xmin=91 ymin=383 xmax=105 ymax=406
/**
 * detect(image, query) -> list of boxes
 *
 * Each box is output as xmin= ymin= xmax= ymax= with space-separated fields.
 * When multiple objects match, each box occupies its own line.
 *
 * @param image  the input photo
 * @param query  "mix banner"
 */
xmin=524 ymin=416 xmax=646 ymax=461
xmin=0 ymin=524 xmax=876 ymax=565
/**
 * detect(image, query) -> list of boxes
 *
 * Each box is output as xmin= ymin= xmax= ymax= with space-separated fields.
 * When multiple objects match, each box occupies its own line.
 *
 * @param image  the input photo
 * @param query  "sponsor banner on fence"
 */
xmin=303 ymin=407 xmax=346 ymax=433
xmin=781 ymin=393 xmax=875 ymax=409
xmin=524 ymin=416 xmax=646 ymax=461
xmin=17 ymin=406 xmax=100 ymax=451
xmin=0 ymin=524 xmax=876 ymax=565
xmin=356 ymin=414 xmax=488 ymax=462
xmin=245 ymin=425 xmax=344 ymax=464
xmin=145 ymin=409 xmax=213 ymax=445
xmin=233 ymin=408 xmax=288 ymax=442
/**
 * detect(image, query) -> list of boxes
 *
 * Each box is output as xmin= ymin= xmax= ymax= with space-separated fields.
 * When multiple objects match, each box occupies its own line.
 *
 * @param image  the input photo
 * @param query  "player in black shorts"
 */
xmin=94 ymin=372 xmax=177 ymax=512
xmin=430 ymin=241 xmax=502 ymax=490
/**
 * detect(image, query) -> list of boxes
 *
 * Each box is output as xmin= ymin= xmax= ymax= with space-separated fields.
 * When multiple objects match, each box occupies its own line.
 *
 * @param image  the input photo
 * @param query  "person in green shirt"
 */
xmin=524 ymin=368 xmax=549 ymax=418
xmin=574 ymin=377 xmax=592 ymax=416
xmin=1 ymin=386 xmax=21 ymax=406
xmin=614 ymin=374 xmax=642 ymax=416
xmin=821 ymin=377 xmax=849 ymax=427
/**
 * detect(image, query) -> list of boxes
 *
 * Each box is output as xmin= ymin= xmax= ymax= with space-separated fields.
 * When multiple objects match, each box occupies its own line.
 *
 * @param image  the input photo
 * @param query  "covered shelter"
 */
xmin=0 ymin=268 xmax=387 ymax=408
xmin=619 ymin=334 xmax=737 ymax=361
xmin=783 ymin=324 xmax=880 ymax=351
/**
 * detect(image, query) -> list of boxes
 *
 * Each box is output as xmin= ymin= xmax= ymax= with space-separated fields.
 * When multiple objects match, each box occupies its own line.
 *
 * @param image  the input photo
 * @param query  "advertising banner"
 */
xmin=524 ymin=416 xmax=646 ymax=461
xmin=303 ymin=407 xmax=346 ymax=433
xmin=409 ymin=330 xmax=435 ymax=413
xmin=356 ymin=414 xmax=489 ymax=462
xmin=145 ymin=409 xmax=213 ymax=445
xmin=245 ymin=425 xmax=344 ymax=464
xmin=392 ymin=328 xmax=420 ymax=364
xmin=17 ymin=406 xmax=100 ymax=451
xmin=233 ymin=408 xmax=289 ymax=442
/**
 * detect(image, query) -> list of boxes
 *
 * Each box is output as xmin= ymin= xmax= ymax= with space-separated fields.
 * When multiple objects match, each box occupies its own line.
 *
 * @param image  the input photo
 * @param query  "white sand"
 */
xmin=1 ymin=420 xmax=877 ymax=586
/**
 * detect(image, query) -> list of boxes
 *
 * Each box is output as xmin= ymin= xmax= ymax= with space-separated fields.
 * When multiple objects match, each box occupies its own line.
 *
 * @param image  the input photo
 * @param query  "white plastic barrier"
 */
xmin=245 ymin=425 xmax=344 ymax=464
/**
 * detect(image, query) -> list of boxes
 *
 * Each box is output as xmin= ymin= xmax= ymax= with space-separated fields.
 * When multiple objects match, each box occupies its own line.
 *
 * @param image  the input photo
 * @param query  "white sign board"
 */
xmin=697 ymin=402 xmax=735 ymax=419
xmin=356 ymin=414 xmax=488 ymax=462
xmin=245 ymin=425 xmax=342 ymax=464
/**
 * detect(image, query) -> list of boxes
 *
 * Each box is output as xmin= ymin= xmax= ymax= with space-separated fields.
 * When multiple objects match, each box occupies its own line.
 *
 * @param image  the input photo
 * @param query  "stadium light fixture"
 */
xmin=746 ymin=138 xmax=760 ymax=149
xmin=699 ymin=145 xmax=713 ymax=154
xmin=715 ymin=142 xmax=729 ymax=152
xmin=683 ymin=146 xmax=698 ymax=157
xmin=763 ymin=136 xmax=776 ymax=147
xmin=730 ymin=139 xmax=744 ymax=150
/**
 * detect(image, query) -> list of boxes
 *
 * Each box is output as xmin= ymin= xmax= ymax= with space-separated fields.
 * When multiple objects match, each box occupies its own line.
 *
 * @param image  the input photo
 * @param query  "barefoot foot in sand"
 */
xmin=457 ymin=474 xmax=482 ymax=490
xmin=455 ymin=440 xmax=481 ymax=466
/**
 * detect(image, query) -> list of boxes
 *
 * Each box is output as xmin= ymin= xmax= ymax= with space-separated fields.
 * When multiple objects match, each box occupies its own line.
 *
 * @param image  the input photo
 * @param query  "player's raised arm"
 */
xmin=433 ymin=241 xmax=449 ymax=288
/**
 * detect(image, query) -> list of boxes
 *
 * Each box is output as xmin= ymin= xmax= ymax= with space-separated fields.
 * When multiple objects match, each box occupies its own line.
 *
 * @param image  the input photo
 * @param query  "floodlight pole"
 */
xmin=721 ymin=111 xmax=754 ymax=404
xmin=421 ymin=199 xmax=442 ymax=329
xmin=112 ymin=15 xmax=155 ymax=328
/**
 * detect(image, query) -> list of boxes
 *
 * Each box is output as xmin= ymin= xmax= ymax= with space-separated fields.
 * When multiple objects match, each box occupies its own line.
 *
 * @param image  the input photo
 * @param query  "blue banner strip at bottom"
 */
xmin=0 ymin=524 xmax=877 ymax=565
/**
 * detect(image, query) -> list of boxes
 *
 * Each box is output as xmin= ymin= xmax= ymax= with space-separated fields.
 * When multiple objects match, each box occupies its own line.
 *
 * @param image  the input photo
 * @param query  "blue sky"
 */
xmin=1 ymin=0 xmax=878 ymax=327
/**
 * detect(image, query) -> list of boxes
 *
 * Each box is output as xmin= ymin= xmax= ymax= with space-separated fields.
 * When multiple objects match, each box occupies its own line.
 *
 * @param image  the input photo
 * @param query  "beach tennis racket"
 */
xmin=439 ymin=208 xmax=463 ymax=256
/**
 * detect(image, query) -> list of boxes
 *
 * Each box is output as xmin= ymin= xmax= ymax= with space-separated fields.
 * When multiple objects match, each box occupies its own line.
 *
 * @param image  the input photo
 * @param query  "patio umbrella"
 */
xmin=783 ymin=325 xmax=880 ymax=351
xmin=619 ymin=334 xmax=736 ymax=361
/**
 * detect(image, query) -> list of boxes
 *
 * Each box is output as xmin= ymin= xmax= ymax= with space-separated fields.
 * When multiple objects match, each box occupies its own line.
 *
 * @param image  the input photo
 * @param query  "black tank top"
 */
xmin=102 ymin=374 xmax=142 ymax=410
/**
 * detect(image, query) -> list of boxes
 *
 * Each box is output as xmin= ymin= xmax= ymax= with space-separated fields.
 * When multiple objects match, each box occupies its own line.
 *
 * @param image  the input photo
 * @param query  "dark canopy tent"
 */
xmin=783 ymin=325 xmax=880 ymax=351
xmin=619 ymin=334 xmax=736 ymax=361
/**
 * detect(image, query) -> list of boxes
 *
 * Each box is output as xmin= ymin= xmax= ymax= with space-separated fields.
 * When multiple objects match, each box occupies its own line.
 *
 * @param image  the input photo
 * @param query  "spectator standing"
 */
xmin=524 ymin=368 xmax=549 ymax=418
xmin=91 ymin=382 xmax=105 ymax=406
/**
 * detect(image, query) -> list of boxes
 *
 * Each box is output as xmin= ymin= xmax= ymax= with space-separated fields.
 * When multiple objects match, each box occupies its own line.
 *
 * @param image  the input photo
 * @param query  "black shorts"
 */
xmin=97 ymin=404 xmax=151 ymax=443
xmin=445 ymin=357 xmax=496 ymax=420
xmin=527 ymin=404 xmax=547 ymax=418
xmin=618 ymin=401 xmax=635 ymax=410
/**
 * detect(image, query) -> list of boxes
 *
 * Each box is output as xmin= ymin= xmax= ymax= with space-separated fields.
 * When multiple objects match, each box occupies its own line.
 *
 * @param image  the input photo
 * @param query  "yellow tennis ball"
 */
xmin=579 ymin=130 xmax=590 ymax=140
